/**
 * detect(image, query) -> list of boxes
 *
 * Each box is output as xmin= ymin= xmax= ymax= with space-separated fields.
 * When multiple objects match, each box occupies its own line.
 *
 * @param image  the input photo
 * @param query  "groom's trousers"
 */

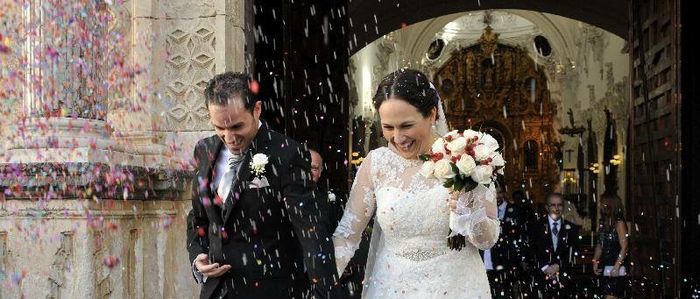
xmin=208 ymin=272 xmax=310 ymax=299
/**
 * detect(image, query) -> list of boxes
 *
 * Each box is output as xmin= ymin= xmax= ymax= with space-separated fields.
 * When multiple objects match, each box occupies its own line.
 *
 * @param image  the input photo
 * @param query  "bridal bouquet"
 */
xmin=419 ymin=129 xmax=505 ymax=191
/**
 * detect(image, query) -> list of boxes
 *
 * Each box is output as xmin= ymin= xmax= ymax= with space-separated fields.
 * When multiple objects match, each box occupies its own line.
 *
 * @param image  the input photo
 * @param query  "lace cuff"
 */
xmin=334 ymin=242 xmax=359 ymax=276
xmin=448 ymin=184 xmax=500 ymax=250
xmin=333 ymin=210 xmax=367 ymax=276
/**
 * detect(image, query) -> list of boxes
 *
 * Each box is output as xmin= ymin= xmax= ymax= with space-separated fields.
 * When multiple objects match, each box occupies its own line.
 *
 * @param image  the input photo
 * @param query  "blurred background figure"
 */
xmin=481 ymin=186 xmax=529 ymax=298
xmin=529 ymin=193 xmax=580 ymax=298
xmin=593 ymin=192 xmax=629 ymax=299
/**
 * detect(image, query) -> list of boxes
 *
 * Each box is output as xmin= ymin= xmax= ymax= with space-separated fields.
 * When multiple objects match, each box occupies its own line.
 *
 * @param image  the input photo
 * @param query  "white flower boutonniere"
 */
xmin=328 ymin=191 xmax=337 ymax=202
xmin=250 ymin=153 xmax=269 ymax=177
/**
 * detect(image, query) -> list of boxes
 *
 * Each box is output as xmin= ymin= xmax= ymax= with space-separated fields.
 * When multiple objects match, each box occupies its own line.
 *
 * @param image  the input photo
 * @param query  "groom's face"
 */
xmin=209 ymin=97 xmax=262 ymax=155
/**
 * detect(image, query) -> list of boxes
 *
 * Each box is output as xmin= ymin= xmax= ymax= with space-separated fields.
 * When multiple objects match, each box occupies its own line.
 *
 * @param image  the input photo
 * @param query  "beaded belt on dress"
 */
xmin=395 ymin=248 xmax=448 ymax=261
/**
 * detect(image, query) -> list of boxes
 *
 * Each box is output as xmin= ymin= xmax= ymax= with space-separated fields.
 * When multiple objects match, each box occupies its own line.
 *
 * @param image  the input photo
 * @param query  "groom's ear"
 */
xmin=253 ymin=101 xmax=262 ymax=119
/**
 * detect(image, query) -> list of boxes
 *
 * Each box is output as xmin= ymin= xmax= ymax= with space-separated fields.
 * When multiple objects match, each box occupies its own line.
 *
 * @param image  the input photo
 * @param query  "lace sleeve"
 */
xmin=449 ymin=184 xmax=500 ymax=250
xmin=333 ymin=151 xmax=376 ymax=276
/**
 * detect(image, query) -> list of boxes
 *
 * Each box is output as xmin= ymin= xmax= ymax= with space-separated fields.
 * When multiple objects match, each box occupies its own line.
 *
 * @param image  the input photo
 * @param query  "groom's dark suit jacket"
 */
xmin=186 ymin=122 xmax=339 ymax=299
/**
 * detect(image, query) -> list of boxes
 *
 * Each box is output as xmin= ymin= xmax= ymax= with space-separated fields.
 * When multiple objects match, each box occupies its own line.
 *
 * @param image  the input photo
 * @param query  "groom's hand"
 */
xmin=194 ymin=253 xmax=231 ymax=278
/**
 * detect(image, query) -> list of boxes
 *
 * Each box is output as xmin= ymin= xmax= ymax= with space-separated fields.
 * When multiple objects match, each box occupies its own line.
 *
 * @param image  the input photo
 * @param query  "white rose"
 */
xmin=455 ymin=154 xmax=476 ymax=176
xmin=490 ymin=152 xmax=505 ymax=167
xmin=251 ymin=153 xmax=269 ymax=175
xmin=445 ymin=130 xmax=460 ymax=140
xmin=446 ymin=137 xmax=467 ymax=156
xmin=480 ymin=133 xmax=500 ymax=152
xmin=420 ymin=161 xmax=435 ymax=178
xmin=433 ymin=159 xmax=456 ymax=180
xmin=252 ymin=153 xmax=269 ymax=167
xmin=431 ymin=138 xmax=446 ymax=155
xmin=470 ymin=165 xmax=494 ymax=184
xmin=473 ymin=144 xmax=492 ymax=161
xmin=328 ymin=191 xmax=337 ymax=202
xmin=462 ymin=129 xmax=482 ymax=142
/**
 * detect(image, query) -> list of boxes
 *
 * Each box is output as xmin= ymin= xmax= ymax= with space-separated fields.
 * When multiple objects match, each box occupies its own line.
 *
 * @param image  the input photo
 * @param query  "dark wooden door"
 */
xmin=628 ymin=0 xmax=681 ymax=296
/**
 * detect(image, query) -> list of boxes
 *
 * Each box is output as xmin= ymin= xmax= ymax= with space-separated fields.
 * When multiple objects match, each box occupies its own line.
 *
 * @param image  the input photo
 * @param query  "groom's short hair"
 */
xmin=204 ymin=72 xmax=257 ymax=112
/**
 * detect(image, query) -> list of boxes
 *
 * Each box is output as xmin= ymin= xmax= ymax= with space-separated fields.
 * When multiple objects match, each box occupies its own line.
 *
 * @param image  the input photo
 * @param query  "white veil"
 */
xmin=361 ymin=80 xmax=448 ymax=296
xmin=431 ymin=82 xmax=450 ymax=136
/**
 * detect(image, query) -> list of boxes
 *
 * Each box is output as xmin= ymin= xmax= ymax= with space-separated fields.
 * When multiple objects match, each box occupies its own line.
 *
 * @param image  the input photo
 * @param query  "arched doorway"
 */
xmin=347 ymin=0 xmax=627 ymax=54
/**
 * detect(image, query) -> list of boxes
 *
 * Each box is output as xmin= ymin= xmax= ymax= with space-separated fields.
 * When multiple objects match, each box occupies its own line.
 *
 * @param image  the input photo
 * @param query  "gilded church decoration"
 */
xmin=435 ymin=28 xmax=559 ymax=202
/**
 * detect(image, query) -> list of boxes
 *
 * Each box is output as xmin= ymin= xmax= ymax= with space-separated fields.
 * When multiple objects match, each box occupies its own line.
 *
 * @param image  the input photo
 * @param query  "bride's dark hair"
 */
xmin=372 ymin=68 xmax=440 ymax=120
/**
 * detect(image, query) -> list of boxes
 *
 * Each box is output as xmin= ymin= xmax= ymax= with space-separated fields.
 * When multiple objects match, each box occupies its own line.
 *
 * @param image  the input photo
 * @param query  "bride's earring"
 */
xmin=431 ymin=122 xmax=438 ymax=134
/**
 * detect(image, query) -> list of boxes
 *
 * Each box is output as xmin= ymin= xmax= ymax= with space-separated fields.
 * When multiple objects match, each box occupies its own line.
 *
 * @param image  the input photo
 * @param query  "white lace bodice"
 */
xmin=333 ymin=147 xmax=500 ymax=298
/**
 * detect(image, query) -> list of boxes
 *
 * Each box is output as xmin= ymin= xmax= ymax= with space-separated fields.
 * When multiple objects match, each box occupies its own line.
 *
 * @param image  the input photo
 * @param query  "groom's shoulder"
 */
xmin=193 ymin=135 xmax=219 ymax=153
xmin=264 ymin=129 xmax=306 ymax=154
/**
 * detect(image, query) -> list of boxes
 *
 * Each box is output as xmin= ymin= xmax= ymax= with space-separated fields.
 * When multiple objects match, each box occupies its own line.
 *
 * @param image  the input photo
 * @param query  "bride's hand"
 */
xmin=448 ymin=191 xmax=460 ymax=211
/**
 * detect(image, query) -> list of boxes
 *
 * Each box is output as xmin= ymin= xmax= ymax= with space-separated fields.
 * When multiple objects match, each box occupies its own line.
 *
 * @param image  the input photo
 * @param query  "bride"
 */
xmin=333 ymin=69 xmax=500 ymax=298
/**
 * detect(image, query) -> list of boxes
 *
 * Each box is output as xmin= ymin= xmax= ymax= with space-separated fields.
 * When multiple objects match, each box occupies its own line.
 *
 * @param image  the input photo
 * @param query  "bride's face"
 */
xmin=378 ymin=97 xmax=436 ymax=160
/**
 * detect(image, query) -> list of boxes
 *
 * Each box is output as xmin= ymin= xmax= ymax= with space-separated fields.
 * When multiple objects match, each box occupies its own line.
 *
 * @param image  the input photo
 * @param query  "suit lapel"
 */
xmin=198 ymin=136 xmax=225 ymax=225
xmin=222 ymin=151 xmax=252 ymax=221
xmin=544 ymin=220 xmax=555 ymax=253
xmin=222 ymin=122 xmax=273 ymax=223
xmin=557 ymin=220 xmax=566 ymax=251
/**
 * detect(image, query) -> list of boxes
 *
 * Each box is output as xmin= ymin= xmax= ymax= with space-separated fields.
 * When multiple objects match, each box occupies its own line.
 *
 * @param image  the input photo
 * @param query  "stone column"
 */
xmin=0 ymin=0 xmax=252 ymax=297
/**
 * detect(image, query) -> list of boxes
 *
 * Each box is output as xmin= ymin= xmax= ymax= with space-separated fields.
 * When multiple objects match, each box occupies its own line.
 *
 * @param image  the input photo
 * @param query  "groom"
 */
xmin=186 ymin=72 xmax=339 ymax=298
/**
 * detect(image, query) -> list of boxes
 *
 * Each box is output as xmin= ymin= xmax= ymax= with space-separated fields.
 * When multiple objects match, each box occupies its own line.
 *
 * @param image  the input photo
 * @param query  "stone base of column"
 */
xmin=2 ymin=117 xmax=170 ymax=168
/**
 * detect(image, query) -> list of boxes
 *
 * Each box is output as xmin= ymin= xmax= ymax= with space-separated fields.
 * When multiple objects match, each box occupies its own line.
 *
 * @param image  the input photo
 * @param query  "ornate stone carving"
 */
xmin=163 ymin=19 xmax=216 ymax=131
xmin=605 ymin=62 xmax=615 ymax=96
xmin=106 ymin=0 xmax=133 ymax=113
xmin=373 ymin=33 xmax=396 ymax=81
xmin=578 ymin=24 xmax=608 ymax=77
xmin=92 ymin=230 xmax=112 ymax=298
xmin=587 ymin=85 xmax=596 ymax=103
xmin=160 ymin=0 xmax=216 ymax=19
xmin=107 ymin=1 xmax=131 ymax=36
xmin=478 ymin=26 xmax=499 ymax=57
xmin=48 ymin=232 xmax=74 ymax=299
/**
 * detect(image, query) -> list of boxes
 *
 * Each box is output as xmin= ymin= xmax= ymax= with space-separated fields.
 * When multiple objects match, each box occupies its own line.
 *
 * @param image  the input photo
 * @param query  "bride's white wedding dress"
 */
xmin=333 ymin=147 xmax=500 ymax=298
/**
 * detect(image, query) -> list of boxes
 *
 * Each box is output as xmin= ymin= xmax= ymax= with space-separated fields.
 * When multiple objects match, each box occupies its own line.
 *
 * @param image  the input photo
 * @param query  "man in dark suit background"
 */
xmin=186 ymin=72 xmax=339 ymax=299
xmin=481 ymin=186 xmax=528 ymax=298
xmin=529 ymin=192 xmax=580 ymax=298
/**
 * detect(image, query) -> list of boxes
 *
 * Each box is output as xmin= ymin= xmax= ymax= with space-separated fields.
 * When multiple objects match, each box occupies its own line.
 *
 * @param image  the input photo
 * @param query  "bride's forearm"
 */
xmin=484 ymin=200 xmax=497 ymax=219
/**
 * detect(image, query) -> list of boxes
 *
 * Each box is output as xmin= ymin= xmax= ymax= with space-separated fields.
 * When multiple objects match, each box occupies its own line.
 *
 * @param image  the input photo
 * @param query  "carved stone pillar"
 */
xmin=0 ymin=0 xmax=251 ymax=297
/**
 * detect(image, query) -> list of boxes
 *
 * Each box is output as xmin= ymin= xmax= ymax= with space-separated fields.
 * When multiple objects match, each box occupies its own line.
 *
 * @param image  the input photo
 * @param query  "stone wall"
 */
xmin=0 ymin=0 xmax=252 ymax=297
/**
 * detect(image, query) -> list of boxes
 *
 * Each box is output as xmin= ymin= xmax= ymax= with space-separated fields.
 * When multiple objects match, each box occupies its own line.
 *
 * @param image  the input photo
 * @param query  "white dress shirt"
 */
xmin=548 ymin=216 xmax=561 ymax=251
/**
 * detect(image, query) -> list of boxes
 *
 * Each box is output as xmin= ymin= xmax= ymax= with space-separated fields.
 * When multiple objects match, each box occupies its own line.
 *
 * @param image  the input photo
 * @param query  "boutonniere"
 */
xmin=327 ymin=191 xmax=337 ymax=202
xmin=250 ymin=153 xmax=269 ymax=177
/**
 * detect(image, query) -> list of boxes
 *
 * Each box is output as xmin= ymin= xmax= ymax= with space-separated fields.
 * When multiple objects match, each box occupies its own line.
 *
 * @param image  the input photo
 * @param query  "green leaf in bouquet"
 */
xmin=443 ymin=178 xmax=455 ymax=188
xmin=418 ymin=154 xmax=431 ymax=162
xmin=450 ymin=163 xmax=460 ymax=174
xmin=453 ymin=176 xmax=464 ymax=191
xmin=463 ymin=178 xmax=478 ymax=192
